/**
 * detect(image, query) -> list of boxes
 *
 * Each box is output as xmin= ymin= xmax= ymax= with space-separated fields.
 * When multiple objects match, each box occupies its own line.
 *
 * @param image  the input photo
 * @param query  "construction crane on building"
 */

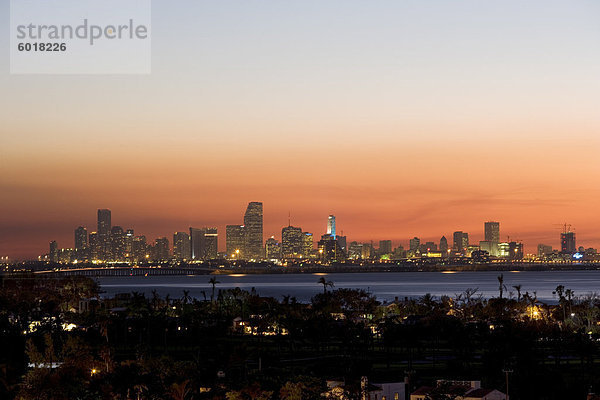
xmin=553 ymin=223 xmax=573 ymax=233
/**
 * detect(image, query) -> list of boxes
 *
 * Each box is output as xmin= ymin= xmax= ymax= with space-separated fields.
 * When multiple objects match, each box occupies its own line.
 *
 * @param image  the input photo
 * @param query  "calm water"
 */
xmin=97 ymin=270 xmax=600 ymax=303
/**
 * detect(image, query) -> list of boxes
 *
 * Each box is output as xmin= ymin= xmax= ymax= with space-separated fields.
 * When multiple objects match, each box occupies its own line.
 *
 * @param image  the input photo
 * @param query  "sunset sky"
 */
xmin=2 ymin=0 xmax=600 ymax=259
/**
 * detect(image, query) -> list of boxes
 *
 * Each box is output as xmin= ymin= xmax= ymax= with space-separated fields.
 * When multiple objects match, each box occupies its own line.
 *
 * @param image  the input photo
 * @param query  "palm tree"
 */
xmin=512 ymin=284 xmax=522 ymax=302
xmin=209 ymin=277 xmax=220 ymax=302
xmin=318 ymin=277 xmax=334 ymax=294
xmin=497 ymin=274 xmax=507 ymax=299
xmin=170 ymin=380 xmax=192 ymax=400
xmin=181 ymin=290 xmax=192 ymax=305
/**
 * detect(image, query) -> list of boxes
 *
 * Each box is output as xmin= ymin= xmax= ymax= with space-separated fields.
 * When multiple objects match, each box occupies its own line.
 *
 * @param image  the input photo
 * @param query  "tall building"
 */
xmin=379 ymin=240 xmax=392 ymax=255
xmin=318 ymin=234 xmax=346 ymax=262
xmin=89 ymin=232 xmax=99 ymax=260
xmin=74 ymin=226 xmax=88 ymax=250
xmin=409 ymin=237 xmax=420 ymax=251
xmin=439 ymin=236 xmax=448 ymax=253
xmin=537 ymin=244 xmax=553 ymax=258
xmin=561 ymin=231 xmax=576 ymax=254
xmin=453 ymin=231 xmax=469 ymax=254
xmin=49 ymin=240 xmax=59 ymax=263
xmin=302 ymin=232 xmax=314 ymax=258
xmin=154 ymin=237 xmax=170 ymax=260
xmin=97 ymin=209 xmax=111 ymax=260
xmin=190 ymin=227 xmax=218 ymax=260
xmin=226 ymin=225 xmax=246 ymax=259
xmin=173 ymin=231 xmax=191 ymax=260
xmin=484 ymin=221 xmax=500 ymax=242
xmin=132 ymin=235 xmax=147 ymax=262
xmin=110 ymin=226 xmax=126 ymax=261
xmin=125 ymin=229 xmax=134 ymax=259
xmin=327 ymin=215 xmax=336 ymax=239
xmin=265 ymin=237 xmax=282 ymax=260
xmin=282 ymin=225 xmax=303 ymax=258
xmin=244 ymin=202 xmax=263 ymax=259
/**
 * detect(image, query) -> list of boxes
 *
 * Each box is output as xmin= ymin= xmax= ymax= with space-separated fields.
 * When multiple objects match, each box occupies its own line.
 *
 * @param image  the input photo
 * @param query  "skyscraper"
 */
xmin=244 ymin=202 xmax=263 ymax=259
xmin=302 ymin=232 xmax=314 ymax=258
xmin=439 ymin=236 xmax=448 ymax=253
xmin=379 ymin=240 xmax=392 ymax=255
xmin=282 ymin=225 xmax=303 ymax=258
xmin=265 ymin=237 xmax=282 ymax=260
xmin=327 ymin=215 xmax=336 ymax=239
xmin=110 ymin=226 xmax=125 ymax=261
xmin=190 ymin=227 xmax=219 ymax=260
xmin=173 ymin=231 xmax=191 ymax=260
xmin=226 ymin=225 xmax=246 ymax=259
xmin=154 ymin=237 xmax=170 ymax=260
xmin=74 ymin=226 xmax=88 ymax=250
xmin=49 ymin=240 xmax=58 ymax=263
xmin=453 ymin=231 xmax=469 ymax=254
xmin=484 ymin=221 xmax=500 ymax=242
xmin=561 ymin=231 xmax=576 ymax=254
xmin=97 ymin=209 xmax=111 ymax=260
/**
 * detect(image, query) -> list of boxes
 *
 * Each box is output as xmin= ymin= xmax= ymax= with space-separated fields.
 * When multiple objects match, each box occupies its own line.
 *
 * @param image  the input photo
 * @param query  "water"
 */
xmin=97 ymin=270 xmax=600 ymax=303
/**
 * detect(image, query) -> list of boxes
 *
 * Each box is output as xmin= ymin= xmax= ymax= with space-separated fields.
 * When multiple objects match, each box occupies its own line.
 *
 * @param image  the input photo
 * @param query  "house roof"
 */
xmin=411 ymin=386 xmax=433 ymax=395
xmin=466 ymin=388 xmax=495 ymax=398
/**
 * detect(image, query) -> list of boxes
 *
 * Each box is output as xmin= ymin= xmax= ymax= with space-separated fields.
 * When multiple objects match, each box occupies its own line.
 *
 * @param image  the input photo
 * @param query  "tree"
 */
xmin=513 ymin=284 xmax=522 ymax=302
xmin=280 ymin=381 xmax=304 ymax=400
xmin=170 ymin=380 xmax=192 ymax=400
xmin=497 ymin=274 xmax=507 ymax=299
xmin=318 ymin=277 xmax=334 ymax=294
xmin=209 ymin=277 xmax=220 ymax=302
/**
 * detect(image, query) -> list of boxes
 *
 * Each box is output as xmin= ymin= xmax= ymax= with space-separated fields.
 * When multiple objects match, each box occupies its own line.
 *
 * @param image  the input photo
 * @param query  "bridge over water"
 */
xmin=33 ymin=266 xmax=216 ymax=277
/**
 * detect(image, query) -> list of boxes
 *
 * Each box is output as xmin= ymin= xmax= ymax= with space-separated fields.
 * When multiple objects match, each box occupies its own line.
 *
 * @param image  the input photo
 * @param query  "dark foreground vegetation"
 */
xmin=1 ymin=273 xmax=600 ymax=399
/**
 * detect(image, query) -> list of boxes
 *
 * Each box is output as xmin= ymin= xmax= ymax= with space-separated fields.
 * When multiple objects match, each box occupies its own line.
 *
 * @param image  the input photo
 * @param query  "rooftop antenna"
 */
xmin=288 ymin=211 xmax=291 ymax=227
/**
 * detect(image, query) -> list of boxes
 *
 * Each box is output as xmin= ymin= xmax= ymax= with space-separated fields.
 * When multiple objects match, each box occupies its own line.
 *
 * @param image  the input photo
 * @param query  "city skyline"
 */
xmin=7 ymin=203 xmax=595 ymax=262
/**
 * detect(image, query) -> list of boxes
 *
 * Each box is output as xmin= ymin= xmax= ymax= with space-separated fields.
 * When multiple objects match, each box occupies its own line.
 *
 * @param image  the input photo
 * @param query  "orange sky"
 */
xmin=2 ymin=1 xmax=600 ymax=259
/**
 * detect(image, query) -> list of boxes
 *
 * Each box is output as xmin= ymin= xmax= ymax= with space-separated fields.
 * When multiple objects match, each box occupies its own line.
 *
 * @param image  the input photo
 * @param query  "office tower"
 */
xmin=97 ymin=209 xmax=111 ymax=260
xmin=74 ymin=226 xmax=88 ymax=250
xmin=110 ymin=226 xmax=126 ymax=261
xmin=348 ymin=242 xmax=363 ymax=259
xmin=282 ymin=225 xmax=303 ymax=258
xmin=265 ymin=237 xmax=282 ymax=260
xmin=453 ymin=231 xmax=469 ymax=254
xmin=132 ymin=235 xmax=147 ymax=262
xmin=409 ymin=237 xmax=420 ymax=251
xmin=173 ymin=231 xmax=191 ymax=260
xmin=244 ymin=202 xmax=263 ymax=259
xmin=439 ymin=236 xmax=448 ymax=253
xmin=190 ymin=227 xmax=218 ymax=260
xmin=154 ymin=237 xmax=170 ymax=260
xmin=318 ymin=235 xmax=346 ymax=262
xmin=479 ymin=241 xmax=498 ymax=256
xmin=484 ymin=221 xmax=500 ymax=242
xmin=125 ymin=229 xmax=134 ymax=259
xmin=537 ymin=244 xmax=553 ymax=258
xmin=226 ymin=225 xmax=246 ymax=259
xmin=302 ymin=232 xmax=314 ymax=258
xmin=89 ymin=232 xmax=99 ymax=260
xmin=509 ymin=241 xmax=523 ymax=260
xmin=327 ymin=215 xmax=336 ymax=239
xmin=49 ymin=240 xmax=59 ymax=263
xmin=379 ymin=240 xmax=393 ymax=255
xmin=498 ymin=242 xmax=510 ymax=258
xmin=561 ymin=231 xmax=576 ymax=254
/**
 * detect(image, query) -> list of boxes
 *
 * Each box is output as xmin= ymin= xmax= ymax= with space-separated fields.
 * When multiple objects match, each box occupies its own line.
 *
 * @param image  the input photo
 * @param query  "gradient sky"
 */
xmin=2 ymin=0 xmax=600 ymax=259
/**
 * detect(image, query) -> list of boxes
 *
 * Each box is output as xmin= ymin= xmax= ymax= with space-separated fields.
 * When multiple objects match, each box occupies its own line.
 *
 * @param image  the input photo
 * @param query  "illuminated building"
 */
xmin=348 ymin=241 xmax=363 ymax=259
xmin=265 ymin=237 xmax=282 ymax=260
xmin=154 ymin=237 xmax=170 ymax=260
xmin=561 ymin=230 xmax=576 ymax=254
xmin=88 ymin=232 xmax=98 ymax=260
xmin=282 ymin=225 xmax=303 ymax=258
xmin=484 ymin=221 xmax=500 ymax=242
xmin=479 ymin=241 xmax=498 ymax=257
xmin=226 ymin=225 xmax=245 ymax=259
xmin=424 ymin=241 xmax=437 ymax=252
xmin=302 ymin=232 xmax=313 ymax=258
xmin=49 ymin=240 xmax=58 ymax=263
xmin=498 ymin=242 xmax=510 ymax=258
xmin=379 ymin=240 xmax=392 ymax=255
xmin=409 ymin=237 xmax=420 ymax=252
xmin=509 ymin=241 xmax=523 ymax=260
xmin=110 ymin=226 xmax=126 ymax=261
xmin=132 ymin=235 xmax=147 ymax=262
xmin=173 ymin=231 xmax=191 ymax=260
xmin=244 ymin=202 xmax=263 ymax=259
xmin=318 ymin=234 xmax=346 ymax=262
xmin=74 ymin=226 xmax=88 ymax=260
xmin=327 ymin=215 xmax=336 ymax=239
xmin=124 ymin=229 xmax=134 ymax=259
xmin=537 ymin=244 xmax=553 ymax=258
xmin=453 ymin=231 xmax=469 ymax=254
xmin=439 ymin=236 xmax=448 ymax=253
xmin=97 ymin=209 xmax=111 ymax=260
xmin=190 ymin=227 xmax=218 ymax=260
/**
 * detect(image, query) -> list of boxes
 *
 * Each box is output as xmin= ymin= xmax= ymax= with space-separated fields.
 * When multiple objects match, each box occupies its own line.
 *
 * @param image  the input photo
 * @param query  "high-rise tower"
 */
xmin=484 ymin=221 xmax=500 ymax=242
xmin=327 ymin=215 xmax=336 ymax=239
xmin=244 ymin=202 xmax=263 ymax=259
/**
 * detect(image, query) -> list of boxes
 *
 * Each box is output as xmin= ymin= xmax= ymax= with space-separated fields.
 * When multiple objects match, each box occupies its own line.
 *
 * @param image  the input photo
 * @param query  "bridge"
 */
xmin=33 ymin=266 xmax=216 ymax=277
